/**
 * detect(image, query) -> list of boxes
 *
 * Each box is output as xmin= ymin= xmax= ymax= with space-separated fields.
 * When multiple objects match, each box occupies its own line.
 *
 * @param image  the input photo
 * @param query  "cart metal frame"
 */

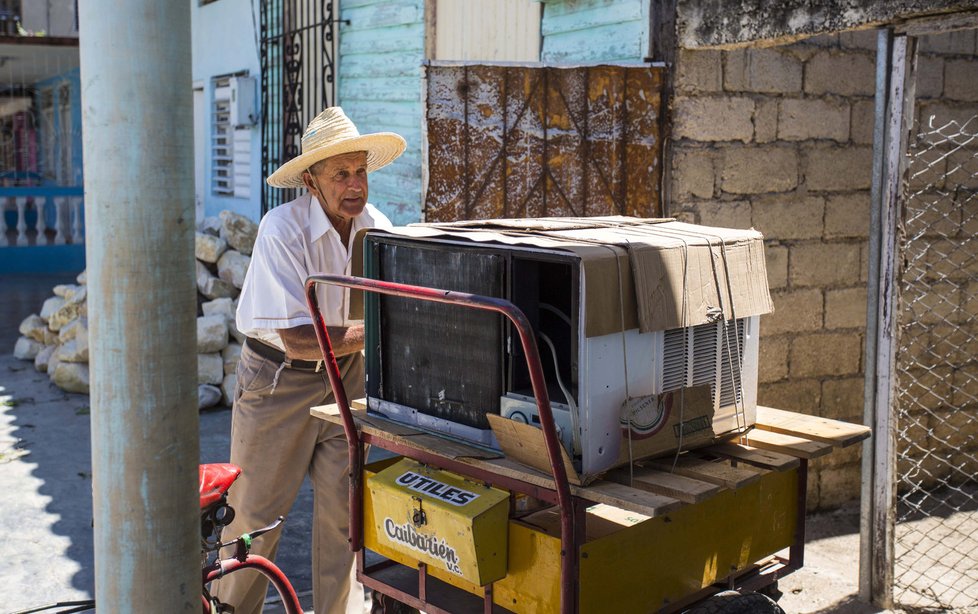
xmin=306 ymin=274 xmax=802 ymax=614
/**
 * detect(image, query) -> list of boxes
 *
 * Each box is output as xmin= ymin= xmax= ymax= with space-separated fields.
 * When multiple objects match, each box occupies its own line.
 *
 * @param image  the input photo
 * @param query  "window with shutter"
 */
xmin=211 ymin=74 xmax=251 ymax=198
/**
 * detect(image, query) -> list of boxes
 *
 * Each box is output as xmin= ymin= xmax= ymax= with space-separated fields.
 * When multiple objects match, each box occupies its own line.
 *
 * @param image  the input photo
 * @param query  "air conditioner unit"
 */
xmin=359 ymin=218 xmax=772 ymax=481
xmin=228 ymin=76 xmax=257 ymax=128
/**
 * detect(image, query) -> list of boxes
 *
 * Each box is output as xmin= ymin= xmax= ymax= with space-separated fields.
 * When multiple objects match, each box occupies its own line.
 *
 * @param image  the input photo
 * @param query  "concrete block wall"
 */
xmin=671 ymin=31 xmax=877 ymax=510
xmin=671 ymin=29 xmax=978 ymax=509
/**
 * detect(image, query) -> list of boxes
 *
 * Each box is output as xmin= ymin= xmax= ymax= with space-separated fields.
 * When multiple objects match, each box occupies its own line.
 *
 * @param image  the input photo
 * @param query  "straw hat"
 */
xmin=266 ymin=107 xmax=406 ymax=188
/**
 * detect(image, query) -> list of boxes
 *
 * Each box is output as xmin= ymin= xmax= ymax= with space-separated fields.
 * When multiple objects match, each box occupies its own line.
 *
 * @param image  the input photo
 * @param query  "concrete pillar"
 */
xmin=78 ymin=0 xmax=198 ymax=610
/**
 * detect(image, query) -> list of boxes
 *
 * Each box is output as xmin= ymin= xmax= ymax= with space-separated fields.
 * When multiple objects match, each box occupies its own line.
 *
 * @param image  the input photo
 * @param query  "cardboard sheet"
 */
xmin=352 ymin=216 xmax=773 ymax=336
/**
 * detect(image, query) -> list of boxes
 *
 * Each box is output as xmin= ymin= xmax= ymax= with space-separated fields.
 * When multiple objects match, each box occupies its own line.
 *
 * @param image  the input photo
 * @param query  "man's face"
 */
xmin=303 ymin=150 xmax=369 ymax=223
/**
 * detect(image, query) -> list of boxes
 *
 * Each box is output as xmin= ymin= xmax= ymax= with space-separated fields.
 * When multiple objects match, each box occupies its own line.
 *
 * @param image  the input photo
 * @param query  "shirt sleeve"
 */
xmin=236 ymin=224 xmax=314 ymax=333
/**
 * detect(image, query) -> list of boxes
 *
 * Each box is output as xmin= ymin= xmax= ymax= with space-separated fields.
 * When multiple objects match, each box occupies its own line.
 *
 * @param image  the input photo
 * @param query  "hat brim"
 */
xmin=266 ymin=132 xmax=407 ymax=188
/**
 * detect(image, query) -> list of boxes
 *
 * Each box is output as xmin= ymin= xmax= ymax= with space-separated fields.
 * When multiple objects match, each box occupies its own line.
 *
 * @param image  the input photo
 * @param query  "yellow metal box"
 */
xmin=365 ymin=458 xmax=510 ymax=586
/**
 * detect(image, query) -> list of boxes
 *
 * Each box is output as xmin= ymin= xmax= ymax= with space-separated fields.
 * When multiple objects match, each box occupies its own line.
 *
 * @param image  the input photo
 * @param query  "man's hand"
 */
xmin=278 ymin=323 xmax=365 ymax=361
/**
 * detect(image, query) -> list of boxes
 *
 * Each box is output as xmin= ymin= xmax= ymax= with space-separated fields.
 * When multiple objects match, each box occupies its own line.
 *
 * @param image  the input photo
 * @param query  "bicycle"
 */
xmin=14 ymin=463 xmax=304 ymax=614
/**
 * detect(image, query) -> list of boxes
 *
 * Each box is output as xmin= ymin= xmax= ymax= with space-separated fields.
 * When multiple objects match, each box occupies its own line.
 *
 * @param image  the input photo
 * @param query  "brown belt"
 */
xmin=244 ymin=337 xmax=325 ymax=372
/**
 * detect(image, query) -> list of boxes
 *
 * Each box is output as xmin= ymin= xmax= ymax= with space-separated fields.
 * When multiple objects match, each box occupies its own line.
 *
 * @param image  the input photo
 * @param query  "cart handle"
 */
xmin=305 ymin=274 xmax=576 ymax=610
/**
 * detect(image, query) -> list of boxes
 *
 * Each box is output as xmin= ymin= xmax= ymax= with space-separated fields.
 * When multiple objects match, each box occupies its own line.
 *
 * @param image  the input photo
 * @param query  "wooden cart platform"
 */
xmin=311 ymin=401 xmax=869 ymax=614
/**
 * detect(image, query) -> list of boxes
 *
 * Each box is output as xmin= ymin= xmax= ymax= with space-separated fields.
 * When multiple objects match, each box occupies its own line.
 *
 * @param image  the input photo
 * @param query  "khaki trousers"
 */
xmin=211 ymin=343 xmax=366 ymax=614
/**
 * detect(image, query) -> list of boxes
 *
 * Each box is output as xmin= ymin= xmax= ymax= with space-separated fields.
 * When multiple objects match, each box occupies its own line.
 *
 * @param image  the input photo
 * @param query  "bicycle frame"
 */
xmin=305 ymin=273 xmax=577 ymax=614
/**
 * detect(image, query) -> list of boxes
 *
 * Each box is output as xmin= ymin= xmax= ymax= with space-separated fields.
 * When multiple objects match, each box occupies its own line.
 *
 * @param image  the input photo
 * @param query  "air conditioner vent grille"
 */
xmin=659 ymin=318 xmax=748 ymax=406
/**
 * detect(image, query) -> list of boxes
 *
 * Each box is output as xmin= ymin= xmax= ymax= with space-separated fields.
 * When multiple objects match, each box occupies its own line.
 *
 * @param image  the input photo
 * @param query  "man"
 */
xmin=213 ymin=107 xmax=406 ymax=614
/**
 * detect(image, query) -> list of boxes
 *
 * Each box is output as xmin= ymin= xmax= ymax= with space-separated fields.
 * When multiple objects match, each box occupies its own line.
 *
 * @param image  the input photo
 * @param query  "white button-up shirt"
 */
xmin=236 ymin=192 xmax=392 ymax=351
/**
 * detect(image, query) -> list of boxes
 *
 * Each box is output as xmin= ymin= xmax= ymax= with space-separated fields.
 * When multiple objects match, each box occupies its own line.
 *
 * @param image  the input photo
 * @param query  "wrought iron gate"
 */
xmin=260 ymin=0 xmax=338 ymax=214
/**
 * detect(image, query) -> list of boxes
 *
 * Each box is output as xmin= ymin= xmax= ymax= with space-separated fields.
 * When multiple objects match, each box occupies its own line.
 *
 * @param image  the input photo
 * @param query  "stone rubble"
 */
xmin=11 ymin=210 xmax=261 ymax=410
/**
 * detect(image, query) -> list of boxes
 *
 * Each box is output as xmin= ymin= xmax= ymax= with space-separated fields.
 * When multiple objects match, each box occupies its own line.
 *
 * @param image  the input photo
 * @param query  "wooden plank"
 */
xmin=486 ymin=413 xmax=582 ymax=486
xmin=605 ymin=466 xmax=721 ymax=504
xmin=577 ymin=481 xmax=682 ymax=518
xmin=739 ymin=429 xmax=834 ymax=460
xmin=707 ymin=442 xmax=801 ymax=471
xmin=312 ymin=403 xmax=683 ymax=517
xmin=645 ymin=455 xmax=764 ymax=490
xmin=755 ymin=406 xmax=871 ymax=448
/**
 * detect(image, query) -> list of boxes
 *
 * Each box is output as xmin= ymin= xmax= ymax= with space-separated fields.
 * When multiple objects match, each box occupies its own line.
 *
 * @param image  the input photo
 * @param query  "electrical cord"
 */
xmin=537 ymin=330 xmax=581 ymax=455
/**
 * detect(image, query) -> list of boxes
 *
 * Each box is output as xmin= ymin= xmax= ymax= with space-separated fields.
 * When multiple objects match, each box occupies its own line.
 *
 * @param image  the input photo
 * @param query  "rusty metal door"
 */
xmin=424 ymin=64 xmax=666 ymax=222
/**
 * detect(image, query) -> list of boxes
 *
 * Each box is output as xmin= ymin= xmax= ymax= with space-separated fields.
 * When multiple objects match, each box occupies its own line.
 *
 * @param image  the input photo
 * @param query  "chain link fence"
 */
xmin=895 ymin=109 xmax=978 ymax=611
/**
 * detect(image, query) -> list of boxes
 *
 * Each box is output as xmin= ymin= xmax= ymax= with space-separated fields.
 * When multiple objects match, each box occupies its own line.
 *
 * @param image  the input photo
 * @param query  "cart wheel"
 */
xmin=369 ymin=591 xmax=420 ymax=614
xmin=682 ymin=590 xmax=786 ymax=614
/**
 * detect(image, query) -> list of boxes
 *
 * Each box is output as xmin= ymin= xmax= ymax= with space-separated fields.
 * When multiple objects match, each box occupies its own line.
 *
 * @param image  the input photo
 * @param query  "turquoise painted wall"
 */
xmin=337 ymin=0 xmax=426 ymax=225
xmin=542 ymin=0 xmax=649 ymax=63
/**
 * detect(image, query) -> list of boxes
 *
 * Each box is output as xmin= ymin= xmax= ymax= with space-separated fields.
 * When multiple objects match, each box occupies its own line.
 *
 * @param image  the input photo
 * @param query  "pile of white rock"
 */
xmin=12 ymin=210 xmax=259 ymax=411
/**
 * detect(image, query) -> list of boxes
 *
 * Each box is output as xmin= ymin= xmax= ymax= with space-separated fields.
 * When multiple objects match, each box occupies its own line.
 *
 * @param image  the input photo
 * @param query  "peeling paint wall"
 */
xmin=677 ymin=0 xmax=977 ymax=49
xmin=337 ymin=0 xmax=426 ymax=225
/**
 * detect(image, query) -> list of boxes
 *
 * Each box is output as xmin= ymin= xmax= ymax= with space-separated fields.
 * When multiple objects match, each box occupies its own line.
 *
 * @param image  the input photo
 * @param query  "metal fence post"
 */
xmin=861 ymin=28 xmax=917 ymax=609
xmin=79 ymin=0 xmax=199 ymax=610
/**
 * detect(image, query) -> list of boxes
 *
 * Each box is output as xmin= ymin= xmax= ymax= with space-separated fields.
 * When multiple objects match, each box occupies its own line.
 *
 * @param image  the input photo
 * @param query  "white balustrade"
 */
xmin=0 ymin=196 xmax=9 ymax=247
xmin=55 ymin=197 xmax=69 ymax=245
xmin=15 ymin=197 xmax=28 ymax=246
xmin=35 ymin=197 xmax=49 ymax=245
xmin=71 ymin=197 xmax=84 ymax=244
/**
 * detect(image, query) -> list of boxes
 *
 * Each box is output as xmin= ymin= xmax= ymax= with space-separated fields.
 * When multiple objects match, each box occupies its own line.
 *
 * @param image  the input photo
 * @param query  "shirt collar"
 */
xmin=308 ymin=193 xmax=372 ymax=245
xmin=308 ymin=194 xmax=334 ymax=243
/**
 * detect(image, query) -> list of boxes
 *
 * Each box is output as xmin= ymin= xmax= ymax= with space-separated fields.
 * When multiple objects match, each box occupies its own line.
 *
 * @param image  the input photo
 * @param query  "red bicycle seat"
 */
xmin=199 ymin=463 xmax=242 ymax=509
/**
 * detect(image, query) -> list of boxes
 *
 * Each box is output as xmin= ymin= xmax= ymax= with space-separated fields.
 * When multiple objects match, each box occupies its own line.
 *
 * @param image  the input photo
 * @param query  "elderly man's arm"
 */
xmin=278 ymin=324 xmax=365 ymax=361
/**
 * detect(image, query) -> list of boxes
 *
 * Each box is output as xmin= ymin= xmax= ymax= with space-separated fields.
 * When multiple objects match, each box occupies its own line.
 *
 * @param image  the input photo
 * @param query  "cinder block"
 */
xmin=724 ymin=48 xmax=803 ymax=94
xmin=673 ymin=96 xmax=755 ymax=142
xmin=951 ymin=363 xmax=978 ymax=409
xmin=904 ymin=239 xmax=973 ymax=283
xmin=789 ymin=333 xmax=862 ymax=377
xmin=902 ymin=281 xmax=961 ymax=326
xmin=816 ymin=440 xmax=861 ymax=470
xmin=919 ymin=31 xmax=976 ymax=56
xmin=817 ymin=465 xmax=862 ymax=509
xmin=757 ymin=378 xmax=822 ymax=414
xmin=945 ymin=146 xmax=978 ymax=189
xmin=671 ymin=147 xmax=715 ymax=199
xmin=789 ymin=242 xmax=862 ymax=287
xmin=805 ymin=50 xmax=875 ymax=96
xmin=752 ymin=194 xmax=824 ymax=240
xmin=964 ymin=195 xmax=978 ymax=236
xmin=915 ymin=101 xmax=978 ymax=146
xmin=824 ymin=192 xmax=871 ymax=239
xmin=676 ymin=49 xmax=723 ymax=94
xmin=754 ymin=98 xmax=779 ymax=143
xmin=825 ymin=287 xmax=868 ymax=329
xmin=850 ymin=100 xmax=875 ymax=145
xmin=720 ymin=146 xmax=799 ymax=194
xmin=778 ymin=98 xmax=850 ymax=142
xmin=944 ymin=59 xmax=978 ymax=102
xmin=688 ymin=200 xmax=752 ymax=229
xmin=908 ymin=146 xmax=950 ymax=191
xmin=901 ymin=366 xmax=954 ymax=413
xmin=916 ymin=55 xmax=945 ymax=99
xmin=763 ymin=289 xmax=823 ymax=335
xmin=932 ymin=406 xmax=978 ymax=455
xmin=904 ymin=190 xmax=959 ymax=238
xmin=804 ymin=145 xmax=873 ymax=191
xmin=821 ymin=377 xmax=865 ymax=422
xmin=765 ymin=243 xmax=788 ymax=289
xmin=758 ymin=335 xmax=789 ymax=383
xmin=839 ymin=29 xmax=878 ymax=51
